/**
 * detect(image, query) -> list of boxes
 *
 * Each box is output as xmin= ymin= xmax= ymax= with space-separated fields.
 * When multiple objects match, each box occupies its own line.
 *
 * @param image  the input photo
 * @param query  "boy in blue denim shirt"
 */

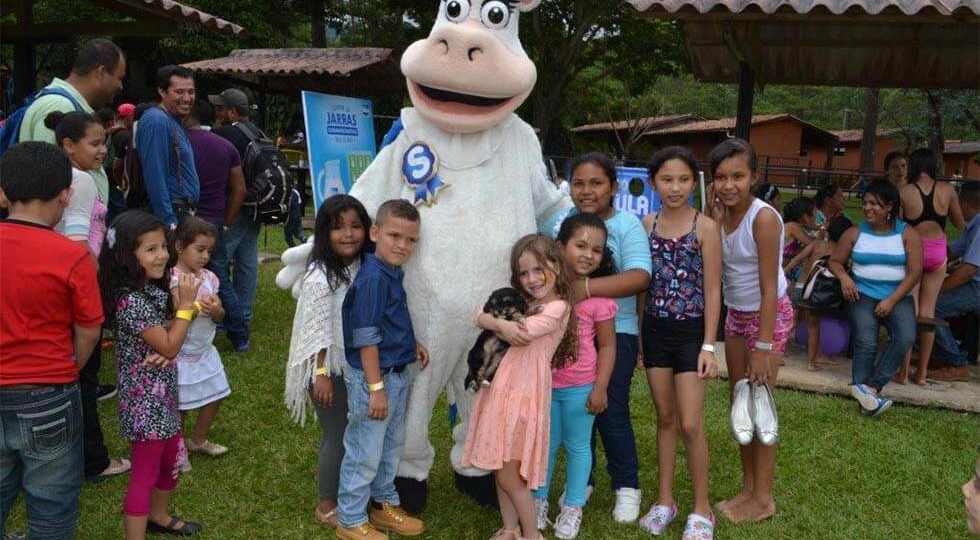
xmin=337 ymin=199 xmax=429 ymax=540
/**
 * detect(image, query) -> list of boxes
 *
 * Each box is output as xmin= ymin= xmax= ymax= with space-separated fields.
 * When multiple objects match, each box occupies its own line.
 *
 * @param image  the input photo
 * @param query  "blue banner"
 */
xmin=614 ymin=166 xmax=695 ymax=218
xmin=301 ymin=91 xmax=377 ymax=211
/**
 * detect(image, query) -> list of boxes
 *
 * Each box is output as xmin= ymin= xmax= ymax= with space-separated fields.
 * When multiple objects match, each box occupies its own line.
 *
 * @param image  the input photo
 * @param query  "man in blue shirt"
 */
xmin=338 ymin=199 xmax=428 ymax=540
xmin=931 ymin=181 xmax=980 ymax=381
xmin=136 ymin=65 xmax=199 ymax=229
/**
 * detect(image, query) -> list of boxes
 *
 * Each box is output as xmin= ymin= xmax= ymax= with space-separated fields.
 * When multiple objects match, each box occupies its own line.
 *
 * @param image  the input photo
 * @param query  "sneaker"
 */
xmin=96 ymin=384 xmax=117 ymax=401
xmin=613 ymin=487 xmax=642 ymax=523
xmin=553 ymin=505 xmax=583 ymax=539
xmin=681 ymin=512 xmax=715 ymax=540
xmin=868 ymin=396 xmax=893 ymax=417
xmin=233 ymin=340 xmax=251 ymax=353
xmin=368 ymin=502 xmax=424 ymax=536
xmin=639 ymin=503 xmax=677 ymax=535
xmin=535 ymin=497 xmax=551 ymax=530
xmin=336 ymin=522 xmax=388 ymax=540
xmin=558 ymin=485 xmax=594 ymax=509
xmin=849 ymin=384 xmax=879 ymax=411
xmin=730 ymin=378 xmax=754 ymax=446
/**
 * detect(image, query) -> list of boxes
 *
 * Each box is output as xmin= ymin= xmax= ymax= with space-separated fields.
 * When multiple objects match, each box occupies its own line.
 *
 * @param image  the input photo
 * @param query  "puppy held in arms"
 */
xmin=465 ymin=287 xmax=530 ymax=391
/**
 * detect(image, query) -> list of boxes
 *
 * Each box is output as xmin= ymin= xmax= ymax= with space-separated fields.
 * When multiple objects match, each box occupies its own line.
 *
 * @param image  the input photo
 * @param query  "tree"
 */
xmin=859 ymin=88 xmax=879 ymax=174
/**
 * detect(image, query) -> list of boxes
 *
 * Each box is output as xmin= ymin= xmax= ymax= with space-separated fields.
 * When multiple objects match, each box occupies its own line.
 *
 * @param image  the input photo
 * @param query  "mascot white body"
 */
xmin=279 ymin=0 xmax=571 ymax=509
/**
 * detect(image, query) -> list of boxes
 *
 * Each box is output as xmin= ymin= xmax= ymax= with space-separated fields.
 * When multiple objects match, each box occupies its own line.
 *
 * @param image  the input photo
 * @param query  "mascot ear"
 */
xmin=515 ymin=0 xmax=542 ymax=12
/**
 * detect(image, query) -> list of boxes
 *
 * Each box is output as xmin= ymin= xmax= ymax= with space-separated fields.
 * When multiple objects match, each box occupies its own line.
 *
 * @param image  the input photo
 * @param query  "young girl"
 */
xmin=710 ymin=139 xmax=794 ymax=524
xmin=781 ymin=197 xmax=817 ymax=283
xmin=554 ymin=152 xmax=651 ymax=523
xmin=46 ymin=110 xmax=108 ymax=260
xmin=170 ymin=216 xmax=231 ymax=468
xmin=283 ymin=194 xmax=371 ymax=528
xmin=532 ymin=214 xmax=617 ymax=539
xmin=752 ymin=183 xmax=781 ymax=214
xmin=637 ymin=147 xmax=721 ymax=539
xmin=99 ymin=210 xmax=203 ymax=539
xmin=463 ymin=234 xmax=575 ymax=540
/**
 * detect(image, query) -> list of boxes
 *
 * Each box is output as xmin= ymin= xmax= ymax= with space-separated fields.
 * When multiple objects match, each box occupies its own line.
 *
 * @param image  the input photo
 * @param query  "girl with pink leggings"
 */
xmin=898 ymin=149 xmax=965 ymax=385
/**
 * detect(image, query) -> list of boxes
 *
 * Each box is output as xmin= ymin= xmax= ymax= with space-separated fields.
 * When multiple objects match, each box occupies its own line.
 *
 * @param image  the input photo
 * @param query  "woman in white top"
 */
xmin=710 ymin=139 xmax=794 ymax=524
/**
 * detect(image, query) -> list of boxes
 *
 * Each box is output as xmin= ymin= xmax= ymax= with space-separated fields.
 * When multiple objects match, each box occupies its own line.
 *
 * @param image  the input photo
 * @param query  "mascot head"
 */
xmin=401 ymin=0 xmax=541 ymax=134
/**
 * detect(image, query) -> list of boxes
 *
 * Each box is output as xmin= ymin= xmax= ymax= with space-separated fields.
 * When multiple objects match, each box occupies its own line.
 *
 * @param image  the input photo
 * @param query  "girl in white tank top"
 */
xmin=709 ymin=139 xmax=795 ymax=525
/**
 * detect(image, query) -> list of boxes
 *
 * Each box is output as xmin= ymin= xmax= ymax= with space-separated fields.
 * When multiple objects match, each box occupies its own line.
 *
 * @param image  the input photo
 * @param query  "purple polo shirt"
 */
xmin=186 ymin=128 xmax=241 ymax=221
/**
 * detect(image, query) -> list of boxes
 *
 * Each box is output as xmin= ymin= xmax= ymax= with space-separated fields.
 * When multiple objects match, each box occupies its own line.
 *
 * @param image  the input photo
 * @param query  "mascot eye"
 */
xmin=481 ymin=1 xmax=511 ymax=29
xmin=446 ymin=0 xmax=470 ymax=22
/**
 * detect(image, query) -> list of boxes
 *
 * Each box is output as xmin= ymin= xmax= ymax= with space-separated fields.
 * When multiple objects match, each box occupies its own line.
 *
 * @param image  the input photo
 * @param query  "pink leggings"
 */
xmin=123 ymin=434 xmax=185 ymax=516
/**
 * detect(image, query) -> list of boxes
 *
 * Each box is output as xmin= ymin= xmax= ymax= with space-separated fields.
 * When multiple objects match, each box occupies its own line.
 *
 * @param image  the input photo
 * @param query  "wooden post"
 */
xmin=12 ymin=0 xmax=35 ymax=103
xmin=735 ymin=62 xmax=754 ymax=141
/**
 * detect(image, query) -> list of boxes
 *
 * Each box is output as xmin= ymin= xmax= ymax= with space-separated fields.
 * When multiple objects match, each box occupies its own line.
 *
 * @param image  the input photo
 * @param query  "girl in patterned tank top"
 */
xmin=638 ymin=147 xmax=722 ymax=540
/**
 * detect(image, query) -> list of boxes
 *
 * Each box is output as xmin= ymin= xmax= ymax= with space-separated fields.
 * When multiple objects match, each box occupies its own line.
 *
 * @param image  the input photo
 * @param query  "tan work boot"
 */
xmin=369 ymin=502 xmax=425 ymax=536
xmin=335 ymin=522 xmax=388 ymax=540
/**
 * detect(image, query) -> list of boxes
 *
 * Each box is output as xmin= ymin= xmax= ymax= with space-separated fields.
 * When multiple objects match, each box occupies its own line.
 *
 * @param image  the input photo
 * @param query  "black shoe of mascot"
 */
xmin=454 ymin=472 xmax=498 ymax=509
xmin=394 ymin=476 xmax=428 ymax=514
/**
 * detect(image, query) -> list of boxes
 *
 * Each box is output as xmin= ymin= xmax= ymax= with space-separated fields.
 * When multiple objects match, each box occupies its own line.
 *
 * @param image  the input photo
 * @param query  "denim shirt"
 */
xmin=951 ymin=214 xmax=980 ymax=285
xmin=342 ymin=253 xmax=417 ymax=369
xmin=136 ymin=107 xmax=200 ymax=227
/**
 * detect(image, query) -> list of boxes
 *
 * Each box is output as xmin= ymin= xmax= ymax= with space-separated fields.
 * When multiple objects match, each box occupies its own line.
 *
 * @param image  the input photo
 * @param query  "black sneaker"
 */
xmin=96 ymin=384 xmax=117 ymax=401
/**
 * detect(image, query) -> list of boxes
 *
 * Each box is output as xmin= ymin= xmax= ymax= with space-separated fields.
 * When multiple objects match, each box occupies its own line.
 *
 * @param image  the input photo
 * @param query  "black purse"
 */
xmin=801 ymin=256 xmax=845 ymax=310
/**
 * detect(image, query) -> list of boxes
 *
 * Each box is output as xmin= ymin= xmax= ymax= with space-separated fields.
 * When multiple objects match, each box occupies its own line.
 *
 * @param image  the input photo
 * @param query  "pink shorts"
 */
xmin=921 ymin=235 xmax=948 ymax=273
xmin=725 ymin=295 xmax=795 ymax=354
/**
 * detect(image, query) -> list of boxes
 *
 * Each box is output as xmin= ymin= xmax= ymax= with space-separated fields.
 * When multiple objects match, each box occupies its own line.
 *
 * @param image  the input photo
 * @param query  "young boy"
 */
xmin=0 ymin=142 xmax=104 ymax=540
xmin=337 ymin=199 xmax=429 ymax=540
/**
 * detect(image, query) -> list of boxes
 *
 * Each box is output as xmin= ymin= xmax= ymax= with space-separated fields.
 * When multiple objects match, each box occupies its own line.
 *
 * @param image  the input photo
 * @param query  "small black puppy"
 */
xmin=465 ymin=287 xmax=529 ymax=391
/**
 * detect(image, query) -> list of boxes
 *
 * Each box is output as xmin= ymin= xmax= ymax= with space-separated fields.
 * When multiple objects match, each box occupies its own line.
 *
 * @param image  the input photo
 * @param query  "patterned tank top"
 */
xmin=645 ymin=212 xmax=705 ymax=320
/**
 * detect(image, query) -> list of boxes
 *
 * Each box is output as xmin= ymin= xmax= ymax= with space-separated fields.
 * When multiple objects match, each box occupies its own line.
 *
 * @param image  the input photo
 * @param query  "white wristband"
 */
xmin=701 ymin=343 xmax=716 ymax=353
xmin=754 ymin=341 xmax=774 ymax=351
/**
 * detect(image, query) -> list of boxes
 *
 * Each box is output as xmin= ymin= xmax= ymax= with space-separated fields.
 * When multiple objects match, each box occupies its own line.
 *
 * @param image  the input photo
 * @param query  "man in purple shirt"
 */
xmin=184 ymin=100 xmax=249 ymax=351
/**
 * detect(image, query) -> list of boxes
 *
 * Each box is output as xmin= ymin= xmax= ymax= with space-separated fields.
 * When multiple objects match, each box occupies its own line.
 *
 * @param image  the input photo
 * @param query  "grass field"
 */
xmin=5 ymin=225 xmax=978 ymax=540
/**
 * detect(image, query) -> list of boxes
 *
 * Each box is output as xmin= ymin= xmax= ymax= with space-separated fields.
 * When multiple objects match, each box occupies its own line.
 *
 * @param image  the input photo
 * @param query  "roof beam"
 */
xmin=0 ymin=20 xmax=179 ymax=42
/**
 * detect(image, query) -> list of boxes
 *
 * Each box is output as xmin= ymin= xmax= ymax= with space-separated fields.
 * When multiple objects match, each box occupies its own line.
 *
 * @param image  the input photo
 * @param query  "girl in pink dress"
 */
xmin=463 ymin=234 xmax=576 ymax=540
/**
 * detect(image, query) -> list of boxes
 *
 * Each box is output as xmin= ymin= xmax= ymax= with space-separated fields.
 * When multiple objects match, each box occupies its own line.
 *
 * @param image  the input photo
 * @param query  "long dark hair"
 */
xmin=556 ymin=213 xmax=616 ymax=278
xmin=98 ymin=210 xmax=170 ymax=324
xmin=907 ymin=148 xmax=938 ymax=184
xmin=44 ymin=111 xmax=101 ymax=147
xmin=708 ymin=138 xmax=757 ymax=177
xmin=509 ymin=234 xmax=579 ymax=369
xmin=783 ymin=197 xmax=815 ymax=224
xmin=864 ymin=179 xmax=901 ymax=222
xmin=310 ymin=194 xmax=372 ymax=291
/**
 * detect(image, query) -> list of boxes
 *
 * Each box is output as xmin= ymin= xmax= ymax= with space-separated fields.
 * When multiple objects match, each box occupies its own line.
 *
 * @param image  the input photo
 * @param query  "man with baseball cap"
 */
xmin=210 ymin=88 xmax=259 ymax=352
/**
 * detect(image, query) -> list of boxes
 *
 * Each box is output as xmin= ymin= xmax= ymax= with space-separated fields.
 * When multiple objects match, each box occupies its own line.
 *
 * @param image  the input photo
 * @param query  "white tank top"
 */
xmin=722 ymin=198 xmax=788 ymax=311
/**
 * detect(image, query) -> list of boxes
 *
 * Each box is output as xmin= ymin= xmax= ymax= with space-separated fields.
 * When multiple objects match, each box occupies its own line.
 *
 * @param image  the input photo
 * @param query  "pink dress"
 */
xmin=461 ymin=299 xmax=569 ymax=489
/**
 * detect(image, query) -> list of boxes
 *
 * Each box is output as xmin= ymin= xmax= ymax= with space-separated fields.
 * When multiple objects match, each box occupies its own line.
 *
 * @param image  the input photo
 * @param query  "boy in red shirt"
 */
xmin=0 ymin=141 xmax=104 ymax=540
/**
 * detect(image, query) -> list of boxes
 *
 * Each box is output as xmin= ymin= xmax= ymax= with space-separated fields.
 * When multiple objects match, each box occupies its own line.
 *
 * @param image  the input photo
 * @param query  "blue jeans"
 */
xmin=848 ymin=294 xmax=916 ymax=391
xmin=203 ymin=217 xmax=249 ymax=346
xmin=337 ymin=367 xmax=411 ymax=528
xmin=223 ymin=212 xmax=260 ymax=326
xmin=932 ymin=281 xmax=980 ymax=367
xmin=1 ymin=384 xmax=83 ymax=540
xmin=591 ymin=333 xmax=639 ymax=490
xmin=534 ymin=384 xmax=595 ymax=507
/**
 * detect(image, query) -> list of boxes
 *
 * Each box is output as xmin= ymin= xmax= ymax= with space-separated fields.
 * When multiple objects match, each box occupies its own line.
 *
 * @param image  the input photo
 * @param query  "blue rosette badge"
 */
xmin=402 ymin=142 xmax=449 ymax=207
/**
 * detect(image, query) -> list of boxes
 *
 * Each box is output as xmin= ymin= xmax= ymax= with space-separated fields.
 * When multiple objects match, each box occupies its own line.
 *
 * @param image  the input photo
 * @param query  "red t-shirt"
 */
xmin=0 ymin=220 xmax=104 ymax=385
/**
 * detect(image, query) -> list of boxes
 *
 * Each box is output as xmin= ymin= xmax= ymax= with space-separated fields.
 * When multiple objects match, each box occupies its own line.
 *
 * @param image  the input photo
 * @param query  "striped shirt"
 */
xmin=851 ymin=220 xmax=908 ymax=300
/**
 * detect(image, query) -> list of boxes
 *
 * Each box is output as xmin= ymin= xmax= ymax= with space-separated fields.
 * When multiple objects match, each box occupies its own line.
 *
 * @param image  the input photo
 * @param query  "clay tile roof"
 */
xmin=135 ymin=0 xmax=244 ymax=35
xmin=830 ymin=128 xmax=901 ymax=143
xmin=182 ymin=48 xmax=395 ymax=76
xmin=571 ymin=114 xmax=704 ymax=133
xmin=644 ymin=113 xmax=837 ymax=139
xmin=628 ymin=0 xmax=980 ymax=16
xmin=945 ymin=140 xmax=980 ymax=154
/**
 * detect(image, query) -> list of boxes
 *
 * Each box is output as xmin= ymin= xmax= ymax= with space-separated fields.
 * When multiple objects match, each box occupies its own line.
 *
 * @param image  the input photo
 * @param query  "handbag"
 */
xmin=801 ymin=256 xmax=845 ymax=310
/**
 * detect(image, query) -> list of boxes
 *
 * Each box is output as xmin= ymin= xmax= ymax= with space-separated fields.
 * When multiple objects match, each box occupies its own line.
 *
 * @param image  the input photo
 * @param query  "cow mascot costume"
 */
xmin=278 ymin=0 xmax=571 ymax=512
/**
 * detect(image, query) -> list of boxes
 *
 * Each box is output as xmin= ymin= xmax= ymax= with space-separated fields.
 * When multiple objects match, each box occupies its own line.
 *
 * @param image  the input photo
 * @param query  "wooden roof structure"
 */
xmin=181 ymin=48 xmax=405 ymax=97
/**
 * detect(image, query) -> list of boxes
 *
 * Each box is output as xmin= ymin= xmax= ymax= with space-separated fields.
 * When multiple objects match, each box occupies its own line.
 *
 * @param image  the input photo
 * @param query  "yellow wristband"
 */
xmin=367 ymin=381 xmax=385 ymax=392
xmin=315 ymin=366 xmax=328 ymax=376
xmin=175 ymin=309 xmax=195 ymax=322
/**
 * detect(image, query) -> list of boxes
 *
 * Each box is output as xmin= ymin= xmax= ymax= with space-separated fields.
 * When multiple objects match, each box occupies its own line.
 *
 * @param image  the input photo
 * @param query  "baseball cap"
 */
xmin=207 ymin=88 xmax=250 ymax=111
xmin=117 ymin=103 xmax=136 ymax=117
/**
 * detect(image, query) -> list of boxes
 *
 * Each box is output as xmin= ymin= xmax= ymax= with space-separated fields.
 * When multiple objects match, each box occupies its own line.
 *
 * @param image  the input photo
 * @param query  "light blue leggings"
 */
xmin=532 ymin=383 xmax=595 ymax=507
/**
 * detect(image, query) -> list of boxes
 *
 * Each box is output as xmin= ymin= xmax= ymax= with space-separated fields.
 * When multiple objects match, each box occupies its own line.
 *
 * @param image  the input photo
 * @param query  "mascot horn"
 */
xmin=277 ymin=0 xmax=571 ymax=512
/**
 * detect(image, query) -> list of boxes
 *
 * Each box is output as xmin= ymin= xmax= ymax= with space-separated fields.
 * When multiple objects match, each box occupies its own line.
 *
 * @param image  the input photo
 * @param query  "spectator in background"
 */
xmin=136 ymin=66 xmax=199 ymax=229
xmin=883 ymin=150 xmax=908 ymax=189
xmin=752 ymin=182 xmax=782 ymax=213
xmin=928 ymin=181 xmax=980 ymax=381
xmin=211 ymin=88 xmax=261 ymax=351
xmin=814 ymin=183 xmax=850 ymax=230
xmin=110 ymin=103 xmax=135 ymax=192
xmin=183 ymin=99 xmax=250 ymax=353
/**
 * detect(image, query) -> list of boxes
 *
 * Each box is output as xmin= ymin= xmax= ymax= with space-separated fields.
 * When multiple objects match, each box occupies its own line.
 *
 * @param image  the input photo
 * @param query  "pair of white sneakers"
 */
xmin=535 ymin=486 xmax=643 ymax=538
xmin=730 ymin=378 xmax=779 ymax=446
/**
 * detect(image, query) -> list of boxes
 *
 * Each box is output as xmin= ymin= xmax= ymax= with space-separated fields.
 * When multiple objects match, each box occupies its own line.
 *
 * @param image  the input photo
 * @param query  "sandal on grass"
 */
xmin=490 ymin=528 xmax=520 ymax=540
xmin=146 ymin=515 xmax=202 ymax=536
xmin=88 ymin=458 xmax=131 ymax=483
xmin=315 ymin=507 xmax=339 ymax=528
xmin=681 ymin=512 xmax=715 ymax=540
xmin=185 ymin=440 xmax=228 ymax=456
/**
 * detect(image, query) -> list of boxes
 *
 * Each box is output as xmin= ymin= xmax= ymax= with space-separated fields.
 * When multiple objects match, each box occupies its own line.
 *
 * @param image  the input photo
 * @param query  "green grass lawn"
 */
xmin=6 ymin=225 xmax=979 ymax=539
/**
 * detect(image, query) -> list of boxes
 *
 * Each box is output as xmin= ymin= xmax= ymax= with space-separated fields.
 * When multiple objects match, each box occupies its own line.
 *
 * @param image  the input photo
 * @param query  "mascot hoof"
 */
xmin=394 ymin=477 xmax=428 ymax=514
xmin=454 ymin=472 xmax=498 ymax=509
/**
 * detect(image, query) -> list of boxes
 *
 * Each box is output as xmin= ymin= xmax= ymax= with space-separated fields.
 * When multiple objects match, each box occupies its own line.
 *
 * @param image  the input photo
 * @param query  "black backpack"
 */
xmin=235 ymin=122 xmax=293 ymax=224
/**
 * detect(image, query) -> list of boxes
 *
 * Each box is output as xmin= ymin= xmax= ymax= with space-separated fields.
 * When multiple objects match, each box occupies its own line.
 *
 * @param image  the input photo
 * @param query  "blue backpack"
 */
xmin=0 ymin=87 xmax=83 ymax=156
